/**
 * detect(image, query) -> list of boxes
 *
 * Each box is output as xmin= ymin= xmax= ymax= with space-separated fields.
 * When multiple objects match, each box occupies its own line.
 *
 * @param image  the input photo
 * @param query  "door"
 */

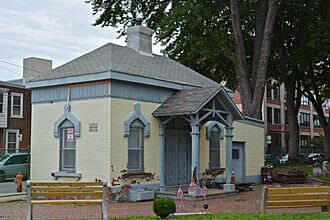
xmin=232 ymin=142 xmax=245 ymax=182
xmin=165 ymin=130 xmax=191 ymax=187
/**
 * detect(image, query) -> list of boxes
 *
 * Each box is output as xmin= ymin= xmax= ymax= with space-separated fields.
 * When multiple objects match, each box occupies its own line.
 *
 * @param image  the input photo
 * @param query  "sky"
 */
xmin=0 ymin=0 xmax=162 ymax=81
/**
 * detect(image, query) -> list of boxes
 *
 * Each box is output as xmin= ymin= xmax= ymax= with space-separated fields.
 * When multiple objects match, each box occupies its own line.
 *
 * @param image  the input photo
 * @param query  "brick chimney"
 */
xmin=23 ymin=57 xmax=52 ymax=81
xmin=126 ymin=19 xmax=153 ymax=56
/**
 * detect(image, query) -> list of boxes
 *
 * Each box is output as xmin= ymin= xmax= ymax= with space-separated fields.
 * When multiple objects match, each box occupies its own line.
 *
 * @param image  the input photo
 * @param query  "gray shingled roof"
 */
xmin=30 ymin=43 xmax=218 ymax=88
xmin=153 ymin=86 xmax=221 ymax=116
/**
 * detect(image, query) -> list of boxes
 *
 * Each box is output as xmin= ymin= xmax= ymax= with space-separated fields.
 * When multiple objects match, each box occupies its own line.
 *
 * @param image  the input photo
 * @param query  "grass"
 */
xmin=274 ymin=162 xmax=313 ymax=175
xmin=274 ymin=162 xmax=330 ymax=182
xmin=114 ymin=212 xmax=330 ymax=220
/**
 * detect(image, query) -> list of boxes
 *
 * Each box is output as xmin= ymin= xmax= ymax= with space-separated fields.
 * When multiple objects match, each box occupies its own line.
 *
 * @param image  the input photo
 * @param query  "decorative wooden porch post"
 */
xmin=190 ymin=116 xmax=200 ymax=184
xmin=224 ymin=113 xmax=235 ymax=191
xmin=159 ymin=124 xmax=166 ymax=192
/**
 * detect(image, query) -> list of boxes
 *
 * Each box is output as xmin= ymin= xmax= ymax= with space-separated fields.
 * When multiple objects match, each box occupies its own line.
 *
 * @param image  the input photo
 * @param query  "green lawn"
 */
xmin=115 ymin=212 xmax=330 ymax=220
xmin=274 ymin=163 xmax=330 ymax=182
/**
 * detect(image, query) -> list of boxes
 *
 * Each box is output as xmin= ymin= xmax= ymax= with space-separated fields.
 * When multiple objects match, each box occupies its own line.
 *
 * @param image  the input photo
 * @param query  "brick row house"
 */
xmin=234 ymin=84 xmax=330 ymax=154
xmin=0 ymin=57 xmax=52 ymax=155
xmin=0 ymin=81 xmax=31 ymax=154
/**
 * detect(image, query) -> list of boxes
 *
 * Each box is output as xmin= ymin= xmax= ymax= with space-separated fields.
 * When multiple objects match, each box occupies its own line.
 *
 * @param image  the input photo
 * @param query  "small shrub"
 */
xmin=153 ymin=198 xmax=176 ymax=219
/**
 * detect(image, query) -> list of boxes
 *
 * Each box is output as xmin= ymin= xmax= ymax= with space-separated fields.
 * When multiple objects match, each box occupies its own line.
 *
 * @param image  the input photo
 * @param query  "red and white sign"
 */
xmin=67 ymin=129 xmax=74 ymax=142
xmin=67 ymin=128 xmax=74 ymax=135
xmin=188 ymin=182 xmax=197 ymax=193
xmin=67 ymin=134 xmax=74 ymax=143
xmin=200 ymin=187 xmax=208 ymax=197
xmin=177 ymin=187 xmax=184 ymax=198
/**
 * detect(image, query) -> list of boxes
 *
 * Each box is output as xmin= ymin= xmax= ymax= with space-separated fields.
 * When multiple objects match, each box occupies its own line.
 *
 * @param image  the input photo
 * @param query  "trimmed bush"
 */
xmin=153 ymin=198 xmax=176 ymax=219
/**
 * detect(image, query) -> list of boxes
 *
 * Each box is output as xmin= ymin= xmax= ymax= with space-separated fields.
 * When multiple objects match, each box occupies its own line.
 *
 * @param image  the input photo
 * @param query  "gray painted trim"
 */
xmin=233 ymin=141 xmax=246 ymax=182
xmin=123 ymin=103 xmax=150 ymax=137
xmin=206 ymin=121 xmax=225 ymax=140
xmin=0 ymin=80 xmax=26 ymax=89
xmin=26 ymin=70 xmax=197 ymax=90
xmin=238 ymin=116 xmax=265 ymax=128
xmin=53 ymin=104 xmax=81 ymax=137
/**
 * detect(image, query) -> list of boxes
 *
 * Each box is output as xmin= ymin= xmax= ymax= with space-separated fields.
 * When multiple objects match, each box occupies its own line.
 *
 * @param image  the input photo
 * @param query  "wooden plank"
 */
xmin=268 ymin=194 xmax=330 ymax=201
xmin=31 ymin=187 xmax=102 ymax=192
xmin=267 ymin=200 xmax=329 ymax=207
xmin=267 ymin=187 xmax=330 ymax=194
xmin=31 ymin=192 xmax=102 ymax=197
xmin=30 ymin=182 xmax=103 ymax=187
xmin=31 ymin=199 xmax=102 ymax=205
xmin=268 ymin=204 xmax=328 ymax=209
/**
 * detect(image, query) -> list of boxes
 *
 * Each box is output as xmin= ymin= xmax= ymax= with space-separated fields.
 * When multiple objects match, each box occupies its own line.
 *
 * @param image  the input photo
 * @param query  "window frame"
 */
xmin=10 ymin=93 xmax=23 ymax=118
xmin=273 ymin=108 xmax=281 ymax=124
xmin=127 ymin=119 xmax=145 ymax=173
xmin=299 ymin=112 xmax=310 ymax=127
xmin=5 ymin=129 xmax=19 ymax=154
xmin=209 ymin=126 xmax=221 ymax=169
xmin=59 ymin=120 xmax=76 ymax=172
xmin=267 ymin=107 xmax=273 ymax=124
xmin=0 ymin=92 xmax=3 ymax=114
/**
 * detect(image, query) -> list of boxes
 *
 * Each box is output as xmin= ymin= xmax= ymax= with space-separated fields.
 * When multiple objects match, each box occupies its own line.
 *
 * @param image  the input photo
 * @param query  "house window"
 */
xmin=232 ymin=149 xmax=239 ymax=160
xmin=11 ymin=93 xmax=23 ymax=118
xmin=273 ymin=86 xmax=280 ymax=100
xmin=59 ymin=120 xmax=76 ymax=172
xmin=267 ymin=107 xmax=272 ymax=124
xmin=128 ymin=119 xmax=144 ymax=173
xmin=301 ymin=95 xmax=309 ymax=106
xmin=6 ymin=130 xmax=19 ymax=154
xmin=313 ymin=115 xmax=321 ymax=128
xmin=274 ymin=108 xmax=281 ymax=124
xmin=299 ymin=113 xmax=310 ymax=127
xmin=209 ymin=126 xmax=220 ymax=168
xmin=0 ymin=93 xmax=3 ymax=113
xmin=266 ymin=86 xmax=272 ymax=99
xmin=300 ymin=135 xmax=310 ymax=148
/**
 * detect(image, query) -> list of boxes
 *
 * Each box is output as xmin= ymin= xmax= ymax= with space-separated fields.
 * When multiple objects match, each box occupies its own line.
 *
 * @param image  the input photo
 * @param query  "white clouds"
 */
xmin=0 ymin=0 xmax=161 ymax=81
xmin=0 ymin=0 xmax=109 ymax=79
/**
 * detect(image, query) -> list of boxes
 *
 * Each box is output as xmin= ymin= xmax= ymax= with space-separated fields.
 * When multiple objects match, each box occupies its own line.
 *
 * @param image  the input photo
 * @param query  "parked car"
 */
xmin=307 ymin=153 xmax=325 ymax=165
xmin=279 ymin=154 xmax=289 ymax=164
xmin=0 ymin=153 xmax=29 ymax=181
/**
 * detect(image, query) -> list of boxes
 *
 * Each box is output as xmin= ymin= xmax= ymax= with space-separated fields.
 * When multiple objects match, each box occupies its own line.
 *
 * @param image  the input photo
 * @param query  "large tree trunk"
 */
xmin=305 ymin=90 xmax=330 ymax=159
xmin=230 ymin=0 xmax=278 ymax=119
xmin=324 ymin=128 xmax=330 ymax=159
xmin=285 ymin=80 xmax=301 ymax=161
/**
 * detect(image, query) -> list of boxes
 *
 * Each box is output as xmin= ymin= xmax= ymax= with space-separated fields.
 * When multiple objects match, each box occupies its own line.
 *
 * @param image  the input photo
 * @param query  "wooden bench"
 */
xmin=26 ymin=181 xmax=108 ymax=220
xmin=258 ymin=186 xmax=330 ymax=213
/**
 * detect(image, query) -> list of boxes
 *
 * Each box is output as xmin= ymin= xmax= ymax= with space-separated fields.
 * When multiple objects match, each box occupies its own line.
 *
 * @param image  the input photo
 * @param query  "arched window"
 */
xmin=209 ymin=126 xmax=221 ymax=168
xmin=206 ymin=121 xmax=224 ymax=169
xmin=128 ymin=119 xmax=144 ymax=173
xmin=59 ymin=119 xmax=76 ymax=172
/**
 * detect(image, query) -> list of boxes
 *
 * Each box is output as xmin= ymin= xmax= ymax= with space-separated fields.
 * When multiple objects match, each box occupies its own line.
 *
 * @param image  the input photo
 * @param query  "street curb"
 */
xmin=0 ymin=192 xmax=26 ymax=203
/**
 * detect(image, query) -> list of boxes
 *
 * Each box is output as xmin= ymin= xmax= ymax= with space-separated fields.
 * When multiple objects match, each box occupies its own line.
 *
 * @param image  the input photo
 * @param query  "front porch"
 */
xmin=152 ymin=85 xmax=244 ymax=192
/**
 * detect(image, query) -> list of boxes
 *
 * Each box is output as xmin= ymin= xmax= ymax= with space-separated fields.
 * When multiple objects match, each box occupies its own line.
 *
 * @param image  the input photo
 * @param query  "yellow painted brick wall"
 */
xmin=232 ymin=121 xmax=264 ymax=176
xmin=199 ymin=121 xmax=264 ymax=177
xmin=31 ymin=98 xmax=111 ymax=182
xmin=110 ymin=98 xmax=161 ymax=182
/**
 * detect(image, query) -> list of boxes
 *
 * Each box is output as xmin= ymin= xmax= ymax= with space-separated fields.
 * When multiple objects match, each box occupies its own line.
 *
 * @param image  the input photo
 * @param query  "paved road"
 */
xmin=0 ymin=181 xmax=26 ymax=194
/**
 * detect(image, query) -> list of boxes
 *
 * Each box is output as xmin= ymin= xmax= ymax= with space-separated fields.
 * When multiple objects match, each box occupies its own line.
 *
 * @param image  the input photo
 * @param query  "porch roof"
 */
xmin=152 ymin=85 xmax=244 ymax=120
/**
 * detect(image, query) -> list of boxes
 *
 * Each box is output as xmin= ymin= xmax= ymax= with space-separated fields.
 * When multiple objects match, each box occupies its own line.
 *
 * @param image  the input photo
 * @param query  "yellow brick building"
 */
xmin=27 ymin=23 xmax=265 ymax=193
